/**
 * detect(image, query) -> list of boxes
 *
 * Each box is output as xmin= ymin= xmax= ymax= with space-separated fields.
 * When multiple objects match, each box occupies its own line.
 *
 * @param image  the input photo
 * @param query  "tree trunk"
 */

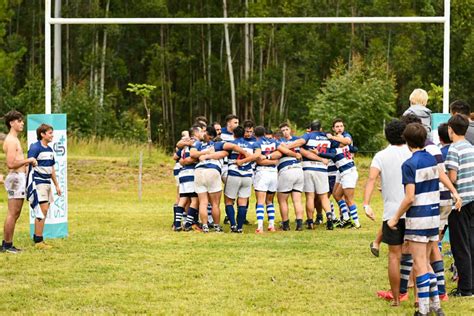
xmin=53 ymin=0 xmax=62 ymax=111
xmin=99 ymin=0 xmax=110 ymax=109
xmin=144 ymin=98 xmax=152 ymax=157
xmin=207 ymin=24 xmax=213 ymax=122
xmin=279 ymin=60 xmax=286 ymax=118
xmin=223 ymin=0 xmax=236 ymax=115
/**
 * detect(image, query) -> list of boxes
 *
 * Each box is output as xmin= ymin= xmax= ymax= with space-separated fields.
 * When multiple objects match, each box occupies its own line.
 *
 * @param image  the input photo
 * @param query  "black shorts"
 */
xmin=382 ymin=219 xmax=406 ymax=246
xmin=180 ymin=192 xmax=197 ymax=198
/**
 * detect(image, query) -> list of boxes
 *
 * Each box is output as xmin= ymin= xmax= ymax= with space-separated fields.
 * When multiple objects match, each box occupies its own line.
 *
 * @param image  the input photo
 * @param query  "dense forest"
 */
xmin=0 ymin=0 xmax=472 ymax=150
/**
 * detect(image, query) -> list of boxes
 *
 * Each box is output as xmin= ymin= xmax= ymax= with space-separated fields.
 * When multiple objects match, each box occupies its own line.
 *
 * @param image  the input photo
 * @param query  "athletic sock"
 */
xmin=416 ymin=273 xmax=431 ymax=315
xmin=225 ymin=205 xmax=237 ymax=226
xmin=2 ymin=240 xmax=12 ymax=249
xmin=330 ymin=202 xmax=336 ymax=219
xmin=174 ymin=206 xmax=185 ymax=229
xmin=33 ymin=234 xmax=43 ymax=243
xmin=307 ymin=218 xmax=314 ymax=225
xmin=325 ymin=211 xmax=333 ymax=221
xmin=282 ymin=220 xmax=290 ymax=230
xmin=338 ymin=200 xmax=350 ymax=221
xmin=296 ymin=219 xmax=303 ymax=229
xmin=185 ymin=207 xmax=198 ymax=227
xmin=400 ymin=253 xmax=413 ymax=295
xmin=266 ymin=204 xmax=275 ymax=228
xmin=429 ymin=272 xmax=441 ymax=310
xmin=438 ymin=241 xmax=443 ymax=254
xmin=431 ymin=260 xmax=446 ymax=296
xmin=173 ymin=204 xmax=178 ymax=223
xmin=348 ymin=204 xmax=360 ymax=225
xmin=256 ymin=204 xmax=265 ymax=229
xmin=207 ymin=203 xmax=214 ymax=224
xmin=237 ymin=206 xmax=247 ymax=230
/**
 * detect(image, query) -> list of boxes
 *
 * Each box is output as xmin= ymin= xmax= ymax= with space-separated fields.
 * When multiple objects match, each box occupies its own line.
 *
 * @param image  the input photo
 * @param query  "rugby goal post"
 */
xmin=44 ymin=0 xmax=451 ymax=114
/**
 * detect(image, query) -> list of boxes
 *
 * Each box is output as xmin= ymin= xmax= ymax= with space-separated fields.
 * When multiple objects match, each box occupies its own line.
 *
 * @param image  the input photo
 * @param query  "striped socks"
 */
xmin=256 ymin=204 xmax=265 ymax=229
xmin=185 ymin=207 xmax=198 ymax=227
xmin=400 ymin=253 xmax=413 ymax=295
xmin=174 ymin=206 xmax=184 ymax=229
xmin=348 ymin=204 xmax=360 ymax=226
xmin=431 ymin=260 xmax=446 ymax=296
xmin=225 ymin=205 xmax=236 ymax=226
xmin=429 ymin=273 xmax=441 ymax=310
xmin=416 ymin=273 xmax=431 ymax=315
xmin=266 ymin=204 xmax=275 ymax=228
xmin=330 ymin=201 xmax=336 ymax=219
xmin=338 ymin=200 xmax=350 ymax=221
xmin=207 ymin=203 xmax=214 ymax=224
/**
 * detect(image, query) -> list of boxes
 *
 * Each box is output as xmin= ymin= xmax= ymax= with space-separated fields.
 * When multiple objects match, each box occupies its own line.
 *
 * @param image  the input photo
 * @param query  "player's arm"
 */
xmin=180 ymin=156 xmax=198 ymax=166
xmin=51 ymin=167 xmax=62 ymax=196
xmin=256 ymin=150 xmax=281 ymax=165
xmin=176 ymin=138 xmax=194 ymax=149
xmin=277 ymin=144 xmax=301 ymax=160
xmin=199 ymin=151 xmax=228 ymax=161
xmin=439 ymin=167 xmax=462 ymax=210
xmin=327 ymin=134 xmax=352 ymax=145
xmin=285 ymin=138 xmax=306 ymax=149
xmin=223 ymin=143 xmax=251 ymax=158
xmin=299 ymin=148 xmax=329 ymax=164
xmin=6 ymin=142 xmax=36 ymax=169
xmin=387 ymin=183 xmax=415 ymax=229
xmin=190 ymin=147 xmax=213 ymax=159
xmin=363 ymin=167 xmax=381 ymax=221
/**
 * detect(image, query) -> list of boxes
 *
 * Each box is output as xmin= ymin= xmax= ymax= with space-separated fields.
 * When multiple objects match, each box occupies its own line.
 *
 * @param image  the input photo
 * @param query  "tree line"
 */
xmin=0 ymin=0 xmax=472 ymax=151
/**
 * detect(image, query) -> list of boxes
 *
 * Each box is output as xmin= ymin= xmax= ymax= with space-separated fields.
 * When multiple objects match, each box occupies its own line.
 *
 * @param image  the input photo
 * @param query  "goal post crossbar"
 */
xmin=44 ymin=0 xmax=451 ymax=114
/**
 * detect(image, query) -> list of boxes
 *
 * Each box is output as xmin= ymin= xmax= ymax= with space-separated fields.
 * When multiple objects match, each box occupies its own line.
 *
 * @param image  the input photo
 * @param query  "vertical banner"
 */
xmin=27 ymin=114 xmax=68 ymax=238
xmin=431 ymin=113 xmax=451 ymax=145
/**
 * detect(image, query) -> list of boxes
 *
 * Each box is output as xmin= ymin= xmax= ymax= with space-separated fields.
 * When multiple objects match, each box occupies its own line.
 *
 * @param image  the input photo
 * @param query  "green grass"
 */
xmin=0 ymin=148 xmax=473 ymax=314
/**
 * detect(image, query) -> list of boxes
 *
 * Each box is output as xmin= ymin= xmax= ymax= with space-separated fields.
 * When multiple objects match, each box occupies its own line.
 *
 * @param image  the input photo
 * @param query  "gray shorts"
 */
xmin=4 ymin=172 xmax=26 ymax=200
xmin=277 ymin=167 xmax=304 ymax=193
xmin=303 ymin=170 xmax=329 ymax=194
xmin=194 ymin=168 xmax=222 ymax=194
xmin=224 ymin=176 xmax=253 ymax=199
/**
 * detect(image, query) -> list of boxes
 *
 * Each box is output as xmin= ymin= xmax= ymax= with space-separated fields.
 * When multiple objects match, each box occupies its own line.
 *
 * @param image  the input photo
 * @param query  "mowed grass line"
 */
xmin=0 ymin=155 xmax=472 ymax=314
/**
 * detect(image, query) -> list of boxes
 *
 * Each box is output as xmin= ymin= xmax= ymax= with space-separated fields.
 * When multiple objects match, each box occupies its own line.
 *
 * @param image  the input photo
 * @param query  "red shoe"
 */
xmin=267 ymin=226 xmax=276 ymax=232
xmin=399 ymin=292 xmax=408 ymax=302
xmin=439 ymin=293 xmax=449 ymax=301
xmin=377 ymin=290 xmax=408 ymax=302
xmin=255 ymin=228 xmax=264 ymax=234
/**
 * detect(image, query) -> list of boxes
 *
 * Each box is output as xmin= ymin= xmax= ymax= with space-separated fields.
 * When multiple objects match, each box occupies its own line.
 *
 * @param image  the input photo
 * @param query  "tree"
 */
xmin=309 ymin=56 xmax=397 ymax=151
xmin=126 ymin=83 xmax=157 ymax=155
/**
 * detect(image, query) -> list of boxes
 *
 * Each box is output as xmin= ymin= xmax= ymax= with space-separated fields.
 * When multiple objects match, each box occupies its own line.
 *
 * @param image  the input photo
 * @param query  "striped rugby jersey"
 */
xmin=402 ymin=150 xmax=440 ymax=237
xmin=227 ymin=137 xmax=257 ymax=177
xmin=220 ymin=128 xmax=234 ymax=142
xmin=330 ymin=132 xmax=356 ymax=174
xmin=173 ymin=148 xmax=183 ymax=177
xmin=194 ymin=141 xmax=226 ymax=173
xmin=425 ymin=142 xmax=451 ymax=207
xmin=254 ymin=137 xmax=280 ymax=171
xmin=277 ymin=136 xmax=302 ymax=172
xmin=300 ymin=131 xmax=331 ymax=172
xmin=28 ymin=141 xmax=55 ymax=185
xmin=445 ymin=140 xmax=474 ymax=206
xmin=178 ymin=143 xmax=198 ymax=187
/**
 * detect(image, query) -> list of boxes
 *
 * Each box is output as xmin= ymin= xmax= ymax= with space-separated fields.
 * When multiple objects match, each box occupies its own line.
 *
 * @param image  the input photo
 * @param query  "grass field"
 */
xmin=0 ymin=143 xmax=472 ymax=314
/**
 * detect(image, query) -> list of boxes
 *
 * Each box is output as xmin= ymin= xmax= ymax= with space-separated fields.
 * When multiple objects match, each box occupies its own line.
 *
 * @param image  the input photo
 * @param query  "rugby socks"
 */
xmin=256 ymin=204 xmax=265 ymax=229
xmin=266 ymin=204 xmax=276 ymax=228
xmin=207 ymin=203 xmax=214 ymax=224
xmin=325 ymin=211 xmax=333 ymax=221
xmin=429 ymin=272 xmax=441 ymax=310
xmin=330 ymin=202 xmax=336 ymax=219
xmin=237 ymin=206 xmax=247 ymax=230
xmin=438 ymin=241 xmax=443 ymax=253
xmin=431 ymin=260 xmax=446 ymax=296
xmin=348 ymin=204 xmax=360 ymax=226
xmin=33 ymin=234 xmax=43 ymax=243
xmin=225 ymin=205 xmax=237 ymax=227
xmin=296 ymin=219 xmax=303 ymax=230
xmin=400 ymin=253 xmax=413 ymax=295
xmin=416 ymin=273 xmax=431 ymax=315
xmin=185 ymin=207 xmax=198 ymax=227
xmin=174 ymin=206 xmax=185 ymax=229
xmin=338 ymin=200 xmax=350 ymax=221
xmin=282 ymin=220 xmax=290 ymax=231
xmin=2 ymin=241 xmax=12 ymax=249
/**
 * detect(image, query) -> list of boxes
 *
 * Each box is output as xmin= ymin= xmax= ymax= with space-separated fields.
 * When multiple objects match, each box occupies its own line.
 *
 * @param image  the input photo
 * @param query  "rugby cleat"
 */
xmin=214 ymin=225 xmax=224 ymax=233
xmin=230 ymin=225 xmax=238 ymax=233
xmin=326 ymin=219 xmax=334 ymax=230
xmin=1 ymin=245 xmax=22 ymax=254
xmin=267 ymin=226 xmax=276 ymax=232
xmin=202 ymin=224 xmax=210 ymax=233
xmin=315 ymin=215 xmax=323 ymax=225
xmin=255 ymin=228 xmax=264 ymax=234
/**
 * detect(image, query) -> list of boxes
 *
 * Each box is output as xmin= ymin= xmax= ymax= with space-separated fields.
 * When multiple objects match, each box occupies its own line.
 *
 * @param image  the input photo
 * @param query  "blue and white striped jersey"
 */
xmin=330 ymin=132 xmax=356 ymax=174
xmin=28 ymin=141 xmax=55 ymax=185
xmin=425 ymin=142 xmax=450 ymax=207
xmin=227 ymin=138 xmax=257 ymax=177
xmin=194 ymin=141 xmax=226 ymax=173
xmin=255 ymin=137 xmax=280 ymax=171
xmin=178 ymin=143 xmax=198 ymax=187
xmin=402 ymin=150 xmax=440 ymax=237
xmin=173 ymin=148 xmax=182 ymax=177
xmin=327 ymin=161 xmax=338 ymax=178
xmin=300 ymin=131 xmax=331 ymax=172
xmin=278 ymin=136 xmax=301 ymax=172
xmin=220 ymin=128 xmax=234 ymax=142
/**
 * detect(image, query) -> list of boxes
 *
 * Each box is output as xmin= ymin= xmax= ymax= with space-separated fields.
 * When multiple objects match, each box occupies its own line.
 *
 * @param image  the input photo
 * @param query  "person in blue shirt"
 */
xmin=388 ymin=123 xmax=461 ymax=315
xmin=223 ymin=126 xmax=260 ymax=233
xmin=28 ymin=124 xmax=62 ymax=249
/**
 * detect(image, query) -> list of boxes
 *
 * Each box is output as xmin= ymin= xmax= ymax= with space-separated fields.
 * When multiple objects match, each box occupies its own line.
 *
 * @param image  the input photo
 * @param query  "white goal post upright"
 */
xmin=44 ymin=0 xmax=451 ymax=114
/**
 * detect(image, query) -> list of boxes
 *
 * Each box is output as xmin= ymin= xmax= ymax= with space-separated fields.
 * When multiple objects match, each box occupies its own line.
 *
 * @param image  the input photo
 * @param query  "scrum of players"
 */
xmin=171 ymin=114 xmax=360 ymax=233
